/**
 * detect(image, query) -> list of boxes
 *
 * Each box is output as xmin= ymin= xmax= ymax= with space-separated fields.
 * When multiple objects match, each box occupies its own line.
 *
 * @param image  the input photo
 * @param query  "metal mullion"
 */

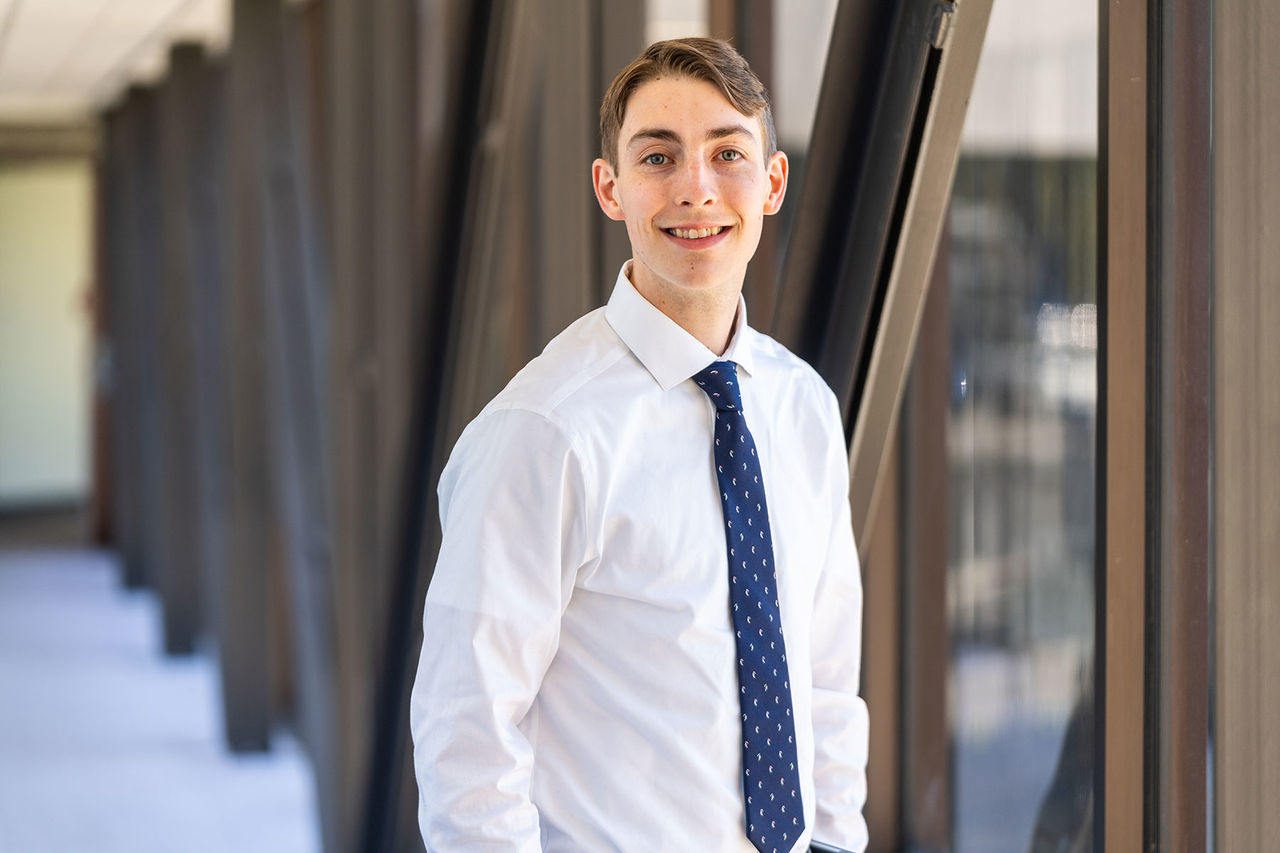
xmin=898 ymin=231 xmax=951 ymax=853
xmin=770 ymin=0 xmax=991 ymax=545
xmin=1099 ymin=0 xmax=1147 ymax=848
xmin=1147 ymin=0 xmax=1213 ymax=849
xmin=773 ymin=0 xmax=930 ymax=391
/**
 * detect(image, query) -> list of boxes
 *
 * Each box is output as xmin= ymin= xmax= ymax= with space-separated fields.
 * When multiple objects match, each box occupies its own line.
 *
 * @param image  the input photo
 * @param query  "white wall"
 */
xmin=0 ymin=159 xmax=93 ymax=507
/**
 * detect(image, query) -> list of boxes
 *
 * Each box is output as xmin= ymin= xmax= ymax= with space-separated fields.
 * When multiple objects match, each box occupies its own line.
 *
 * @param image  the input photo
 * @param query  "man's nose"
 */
xmin=676 ymin=159 xmax=716 ymax=206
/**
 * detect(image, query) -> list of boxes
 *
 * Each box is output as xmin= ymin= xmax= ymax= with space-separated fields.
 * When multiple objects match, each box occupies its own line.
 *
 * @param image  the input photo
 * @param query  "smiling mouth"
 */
xmin=664 ymin=226 xmax=728 ymax=240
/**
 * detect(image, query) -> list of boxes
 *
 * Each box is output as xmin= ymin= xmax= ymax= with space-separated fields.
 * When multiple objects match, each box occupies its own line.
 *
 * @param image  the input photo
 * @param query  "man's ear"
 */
xmin=592 ymin=158 xmax=626 ymax=221
xmin=763 ymin=150 xmax=789 ymax=216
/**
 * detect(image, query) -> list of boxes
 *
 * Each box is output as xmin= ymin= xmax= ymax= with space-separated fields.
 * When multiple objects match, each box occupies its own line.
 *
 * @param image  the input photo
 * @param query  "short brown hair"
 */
xmin=599 ymin=37 xmax=777 ymax=169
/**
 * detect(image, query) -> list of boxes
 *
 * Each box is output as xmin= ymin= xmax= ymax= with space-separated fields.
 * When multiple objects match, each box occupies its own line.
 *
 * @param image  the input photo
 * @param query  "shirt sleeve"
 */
xmin=410 ymin=407 xmax=591 ymax=852
xmin=808 ymin=389 xmax=870 ymax=852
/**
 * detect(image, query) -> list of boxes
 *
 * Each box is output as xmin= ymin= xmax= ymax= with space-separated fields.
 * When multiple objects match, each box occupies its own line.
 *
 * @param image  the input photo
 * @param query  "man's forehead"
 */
xmin=620 ymin=76 xmax=766 ymax=149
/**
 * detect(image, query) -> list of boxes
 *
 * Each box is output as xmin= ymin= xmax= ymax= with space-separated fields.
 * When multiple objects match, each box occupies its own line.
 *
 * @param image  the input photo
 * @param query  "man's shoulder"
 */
xmin=443 ymin=308 xmax=625 ymax=482
xmin=482 ymin=306 xmax=629 ymax=423
xmin=745 ymin=326 xmax=840 ymax=411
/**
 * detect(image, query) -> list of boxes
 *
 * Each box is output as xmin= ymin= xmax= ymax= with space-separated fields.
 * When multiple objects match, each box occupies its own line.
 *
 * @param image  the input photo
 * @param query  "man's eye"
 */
xmin=720 ymin=150 xmax=741 ymax=161
xmin=644 ymin=153 xmax=668 ymax=166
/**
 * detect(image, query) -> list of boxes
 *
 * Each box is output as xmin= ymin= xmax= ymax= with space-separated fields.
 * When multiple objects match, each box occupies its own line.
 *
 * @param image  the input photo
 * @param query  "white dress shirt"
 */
xmin=411 ymin=264 xmax=869 ymax=853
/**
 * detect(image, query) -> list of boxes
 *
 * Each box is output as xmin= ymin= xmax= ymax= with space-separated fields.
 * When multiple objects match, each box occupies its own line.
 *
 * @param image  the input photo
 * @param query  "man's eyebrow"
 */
xmin=706 ymin=124 xmax=754 ymax=141
xmin=627 ymin=128 xmax=680 ymax=149
xmin=625 ymin=124 xmax=755 ymax=150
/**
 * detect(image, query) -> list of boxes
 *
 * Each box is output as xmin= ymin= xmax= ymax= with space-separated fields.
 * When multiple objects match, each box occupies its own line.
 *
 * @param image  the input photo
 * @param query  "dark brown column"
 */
xmin=157 ymin=47 xmax=207 ymax=655
xmin=179 ymin=51 xmax=243 ymax=745
xmin=124 ymin=85 xmax=173 ymax=606
xmin=264 ymin=0 xmax=343 ymax=826
xmin=89 ymin=149 xmax=113 ymax=547
xmin=324 ymin=0 xmax=379 ymax=840
xmin=371 ymin=0 xmax=421 ymax=659
xmin=101 ymin=104 xmax=148 ymax=587
xmin=157 ymin=44 xmax=220 ymax=659
xmin=224 ymin=0 xmax=282 ymax=755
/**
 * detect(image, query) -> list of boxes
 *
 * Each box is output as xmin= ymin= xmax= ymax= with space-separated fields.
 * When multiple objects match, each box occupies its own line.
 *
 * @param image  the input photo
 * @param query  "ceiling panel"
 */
xmin=0 ymin=0 xmax=229 ymax=123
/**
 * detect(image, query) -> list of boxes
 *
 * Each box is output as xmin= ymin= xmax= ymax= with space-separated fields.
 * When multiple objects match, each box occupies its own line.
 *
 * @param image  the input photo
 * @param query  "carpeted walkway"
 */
xmin=0 ymin=547 xmax=319 ymax=853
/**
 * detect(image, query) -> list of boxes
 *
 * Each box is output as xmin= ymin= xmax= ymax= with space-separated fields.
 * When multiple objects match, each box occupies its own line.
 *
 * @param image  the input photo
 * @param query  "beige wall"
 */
xmin=0 ymin=158 xmax=93 ymax=507
xmin=1214 ymin=0 xmax=1280 ymax=847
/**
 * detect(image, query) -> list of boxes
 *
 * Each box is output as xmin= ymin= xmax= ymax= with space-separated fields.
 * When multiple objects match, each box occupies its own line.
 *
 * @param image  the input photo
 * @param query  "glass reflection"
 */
xmin=945 ymin=2 xmax=1097 ymax=852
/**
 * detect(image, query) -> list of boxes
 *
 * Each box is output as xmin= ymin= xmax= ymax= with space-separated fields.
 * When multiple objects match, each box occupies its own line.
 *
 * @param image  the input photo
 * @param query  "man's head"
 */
xmin=592 ymin=38 xmax=788 ymax=308
xmin=599 ymin=38 xmax=777 ymax=172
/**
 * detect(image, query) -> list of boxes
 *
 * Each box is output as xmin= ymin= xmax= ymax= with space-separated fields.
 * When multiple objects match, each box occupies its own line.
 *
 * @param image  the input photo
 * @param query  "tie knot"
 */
xmin=693 ymin=361 xmax=743 ymax=412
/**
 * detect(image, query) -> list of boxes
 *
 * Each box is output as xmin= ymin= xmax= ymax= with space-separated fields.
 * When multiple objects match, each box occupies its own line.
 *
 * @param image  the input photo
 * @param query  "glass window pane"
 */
xmin=946 ymin=3 xmax=1098 ymax=852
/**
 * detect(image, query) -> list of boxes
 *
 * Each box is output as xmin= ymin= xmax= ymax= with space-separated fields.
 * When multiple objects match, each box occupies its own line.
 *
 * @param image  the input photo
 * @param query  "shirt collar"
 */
xmin=604 ymin=262 xmax=756 ymax=392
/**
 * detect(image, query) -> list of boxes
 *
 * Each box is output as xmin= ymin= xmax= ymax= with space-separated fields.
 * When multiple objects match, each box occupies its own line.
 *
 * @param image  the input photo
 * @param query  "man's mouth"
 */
xmin=664 ymin=226 xmax=728 ymax=240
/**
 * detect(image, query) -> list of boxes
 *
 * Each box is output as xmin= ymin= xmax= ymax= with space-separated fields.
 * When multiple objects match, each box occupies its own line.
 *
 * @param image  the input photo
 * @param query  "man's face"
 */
xmin=592 ymin=76 xmax=788 ymax=301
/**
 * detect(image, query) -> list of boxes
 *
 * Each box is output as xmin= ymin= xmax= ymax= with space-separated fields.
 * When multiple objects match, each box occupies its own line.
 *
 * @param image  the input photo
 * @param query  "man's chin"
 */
xmin=644 ymin=262 xmax=746 ymax=293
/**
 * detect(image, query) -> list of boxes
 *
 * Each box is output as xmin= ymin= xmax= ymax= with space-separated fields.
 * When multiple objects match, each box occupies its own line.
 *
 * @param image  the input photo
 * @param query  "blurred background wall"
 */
xmin=0 ymin=158 xmax=93 ymax=507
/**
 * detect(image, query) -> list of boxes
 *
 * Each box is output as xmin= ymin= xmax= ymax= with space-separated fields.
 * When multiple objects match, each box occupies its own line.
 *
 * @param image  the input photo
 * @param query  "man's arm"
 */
xmin=410 ymin=408 xmax=590 ymax=852
xmin=808 ymin=390 xmax=870 ymax=852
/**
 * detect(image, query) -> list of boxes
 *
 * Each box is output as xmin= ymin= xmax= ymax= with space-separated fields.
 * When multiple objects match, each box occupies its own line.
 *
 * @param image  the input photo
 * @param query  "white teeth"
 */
xmin=669 ymin=226 xmax=725 ymax=240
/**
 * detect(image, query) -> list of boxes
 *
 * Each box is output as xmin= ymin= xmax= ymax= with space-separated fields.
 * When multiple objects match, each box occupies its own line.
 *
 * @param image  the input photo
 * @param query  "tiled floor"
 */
xmin=0 ymin=547 xmax=320 ymax=853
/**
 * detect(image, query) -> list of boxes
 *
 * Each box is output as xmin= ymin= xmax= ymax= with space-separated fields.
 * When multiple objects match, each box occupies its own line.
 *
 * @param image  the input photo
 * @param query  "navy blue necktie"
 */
xmin=694 ymin=361 xmax=805 ymax=853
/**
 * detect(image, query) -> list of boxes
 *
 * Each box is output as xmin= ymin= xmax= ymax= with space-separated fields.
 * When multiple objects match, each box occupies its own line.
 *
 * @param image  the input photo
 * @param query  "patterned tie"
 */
xmin=693 ymin=361 xmax=805 ymax=853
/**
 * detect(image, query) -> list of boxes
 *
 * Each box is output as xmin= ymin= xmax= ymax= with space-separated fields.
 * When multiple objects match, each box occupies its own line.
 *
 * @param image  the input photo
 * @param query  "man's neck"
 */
xmin=628 ymin=264 xmax=744 ymax=356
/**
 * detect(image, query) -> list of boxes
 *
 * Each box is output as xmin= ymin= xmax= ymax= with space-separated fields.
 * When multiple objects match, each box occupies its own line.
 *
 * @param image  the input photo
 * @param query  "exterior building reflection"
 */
xmin=946 ymin=77 xmax=1098 ymax=853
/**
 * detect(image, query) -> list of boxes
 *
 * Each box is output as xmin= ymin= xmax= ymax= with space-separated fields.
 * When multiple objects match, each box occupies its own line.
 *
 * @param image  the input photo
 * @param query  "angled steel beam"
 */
xmin=773 ymin=0 xmax=992 ymax=545
xmin=773 ymin=0 xmax=937 ymax=399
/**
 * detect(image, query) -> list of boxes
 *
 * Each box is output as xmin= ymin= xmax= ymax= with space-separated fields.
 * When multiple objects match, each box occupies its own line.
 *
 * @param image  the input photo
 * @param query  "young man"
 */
xmin=411 ymin=38 xmax=868 ymax=853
